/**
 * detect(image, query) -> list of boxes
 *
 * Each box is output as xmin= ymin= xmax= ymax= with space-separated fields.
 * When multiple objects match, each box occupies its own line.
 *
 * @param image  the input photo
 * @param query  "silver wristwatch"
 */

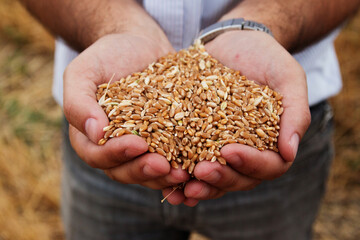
xmin=197 ymin=18 xmax=273 ymax=44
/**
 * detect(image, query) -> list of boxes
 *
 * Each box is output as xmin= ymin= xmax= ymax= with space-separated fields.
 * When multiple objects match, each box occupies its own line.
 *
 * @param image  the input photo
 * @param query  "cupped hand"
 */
xmin=64 ymin=33 xmax=190 ymax=190
xmin=177 ymin=30 xmax=311 ymax=203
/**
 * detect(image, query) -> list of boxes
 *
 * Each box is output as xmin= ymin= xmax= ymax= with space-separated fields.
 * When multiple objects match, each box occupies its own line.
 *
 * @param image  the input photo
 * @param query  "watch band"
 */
xmin=197 ymin=18 xmax=273 ymax=44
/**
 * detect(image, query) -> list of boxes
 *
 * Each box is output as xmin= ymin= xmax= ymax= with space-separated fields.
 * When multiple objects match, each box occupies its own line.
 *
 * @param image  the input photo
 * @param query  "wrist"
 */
xmin=125 ymin=24 xmax=172 ymax=52
xmin=81 ymin=0 xmax=170 ymax=51
xmin=197 ymin=18 xmax=273 ymax=44
xmin=219 ymin=1 xmax=301 ymax=51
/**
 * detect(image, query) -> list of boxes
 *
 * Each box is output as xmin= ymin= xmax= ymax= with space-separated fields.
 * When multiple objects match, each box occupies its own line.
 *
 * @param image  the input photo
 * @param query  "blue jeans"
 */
xmin=61 ymin=101 xmax=334 ymax=240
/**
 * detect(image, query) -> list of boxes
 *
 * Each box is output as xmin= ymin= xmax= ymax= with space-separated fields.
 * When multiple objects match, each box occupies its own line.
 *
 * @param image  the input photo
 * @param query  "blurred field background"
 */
xmin=0 ymin=1 xmax=359 ymax=240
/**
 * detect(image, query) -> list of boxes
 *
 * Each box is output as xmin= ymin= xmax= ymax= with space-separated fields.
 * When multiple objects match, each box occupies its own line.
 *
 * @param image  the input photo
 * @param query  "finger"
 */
xmin=69 ymin=124 xmax=148 ymax=169
xmin=194 ymin=161 xmax=261 ymax=192
xmin=221 ymin=143 xmax=293 ymax=180
xmin=161 ymin=188 xmax=186 ymax=205
xmin=162 ymin=186 xmax=199 ymax=207
xmin=184 ymin=180 xmax=225 ymax=200
xmin=183 ymin=198 xmax=199 ymax=207
xmin=104 ymin=153 xmax=170 ymax=184
xmin=141 ymin=167 xmax=190 ymax=189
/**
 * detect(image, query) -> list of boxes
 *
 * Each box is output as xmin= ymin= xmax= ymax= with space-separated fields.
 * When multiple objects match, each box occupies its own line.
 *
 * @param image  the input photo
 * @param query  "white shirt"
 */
xmin=53 ymin=0 xmax=342 ymax=107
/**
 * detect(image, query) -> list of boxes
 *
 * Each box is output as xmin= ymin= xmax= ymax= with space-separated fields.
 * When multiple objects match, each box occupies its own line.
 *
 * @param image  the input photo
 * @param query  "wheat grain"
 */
xmin=96 ymin=42 xmax=283 ymax=174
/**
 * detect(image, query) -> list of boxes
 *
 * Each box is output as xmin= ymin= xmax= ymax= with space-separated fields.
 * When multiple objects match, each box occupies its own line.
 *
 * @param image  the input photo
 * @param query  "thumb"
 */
xmin=277 ymin=85 xmax=311 ymax=162
xmin=278 ymin=104 xmax=311 ymax=162
xmin=268 ymin=56 xmax=311 ymax=162
xmin=63 ymin=56 xmax=109 ymax=144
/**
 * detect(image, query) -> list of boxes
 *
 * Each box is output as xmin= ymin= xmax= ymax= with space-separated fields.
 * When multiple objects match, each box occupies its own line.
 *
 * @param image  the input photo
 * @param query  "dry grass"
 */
xmin=0 ymin=2 xmax=62 ymax=239
xmin=313 ymin=12 xmax=360 ymax=240
xmin=0 ymin=43 xmax=63 ymax=239
xmin=0 ymin=0 xmax=54 ymax=52
xmin=0 ymin=1 xmax=359 ymax=240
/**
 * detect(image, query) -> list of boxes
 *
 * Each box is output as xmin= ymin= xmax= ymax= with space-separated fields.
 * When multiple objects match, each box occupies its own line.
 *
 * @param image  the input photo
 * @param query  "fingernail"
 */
xmin=85 ymin=118 xmax=98 ymax=143
xmin=143 ymin=165 xmax=159 ymax=177
xmin=290 ymin=133 xmax=300 ymax=161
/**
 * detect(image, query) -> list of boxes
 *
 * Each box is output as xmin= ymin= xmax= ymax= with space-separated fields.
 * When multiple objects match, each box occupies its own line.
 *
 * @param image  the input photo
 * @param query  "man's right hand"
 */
xmin=63 ymin=33 xmax=190 ymax=196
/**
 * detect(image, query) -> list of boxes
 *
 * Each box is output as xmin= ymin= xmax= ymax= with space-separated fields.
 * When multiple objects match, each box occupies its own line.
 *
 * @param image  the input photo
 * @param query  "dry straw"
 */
xmin=96 ymin=41 xmax=283 ymax=174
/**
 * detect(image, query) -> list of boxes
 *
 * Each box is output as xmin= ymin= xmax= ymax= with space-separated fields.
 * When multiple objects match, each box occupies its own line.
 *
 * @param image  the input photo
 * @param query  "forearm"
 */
xmin=20 ymin=0 xmax=167 ymax=51
xmin=221 ymin=0 xmax=360 ymax=52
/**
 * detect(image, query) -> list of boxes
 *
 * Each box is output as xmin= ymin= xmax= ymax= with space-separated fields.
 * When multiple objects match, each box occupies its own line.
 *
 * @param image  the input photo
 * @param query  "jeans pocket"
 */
xmin=300 ymin=101 xmax=334 ymax=147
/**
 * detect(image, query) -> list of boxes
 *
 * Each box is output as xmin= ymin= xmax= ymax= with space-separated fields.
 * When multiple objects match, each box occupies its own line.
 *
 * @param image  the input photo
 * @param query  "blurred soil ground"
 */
xmin=0 ymin=1 xmax=359 ymax=239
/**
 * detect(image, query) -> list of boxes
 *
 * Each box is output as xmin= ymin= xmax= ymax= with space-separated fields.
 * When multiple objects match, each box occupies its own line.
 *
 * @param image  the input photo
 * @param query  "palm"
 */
xmin=175 ymin=31 xmax=312 ymax=203
xmin=68 ymin=33 xmax=174 ymax=87
xmin=64 ymin=33 xmax=174 ymax=142
xmin=206 ymin=30 xmax=310 ymax=162
xmin=63 ymin=34 xmax=191 ymax=195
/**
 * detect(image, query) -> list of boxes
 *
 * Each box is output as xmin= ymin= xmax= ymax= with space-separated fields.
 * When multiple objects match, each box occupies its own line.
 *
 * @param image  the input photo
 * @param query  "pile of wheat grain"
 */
xmin=96 ymin=41 xmax=283 ymax=174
